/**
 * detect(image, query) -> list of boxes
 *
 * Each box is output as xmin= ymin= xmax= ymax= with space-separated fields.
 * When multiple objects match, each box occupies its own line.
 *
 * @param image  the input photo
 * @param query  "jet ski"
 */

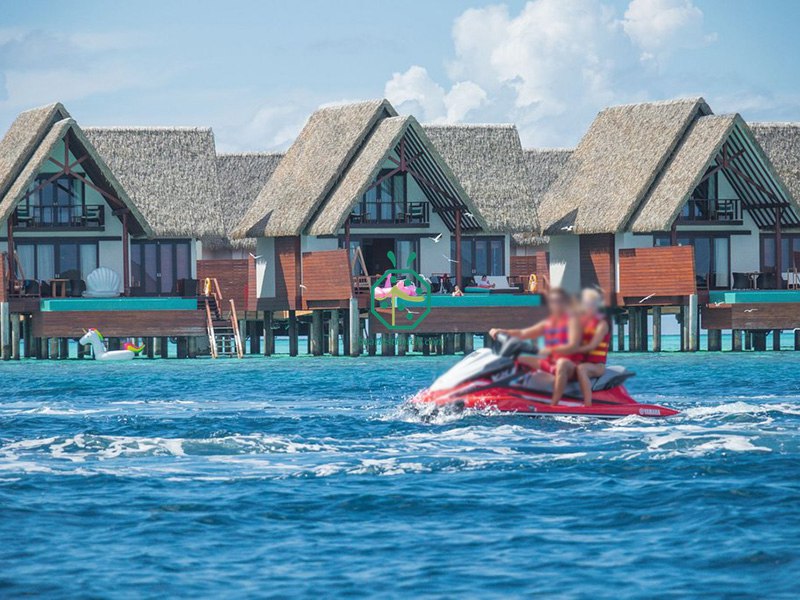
xmin=412 ymin=333 xmax=679 ymax=419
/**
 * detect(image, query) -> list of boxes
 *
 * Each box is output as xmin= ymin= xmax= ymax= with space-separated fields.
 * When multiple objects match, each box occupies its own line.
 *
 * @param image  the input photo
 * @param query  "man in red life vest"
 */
xmin=489 ymin=288 xmax=583 ymax=406
xmin=576 ymin=288 xmax=611 ymax=407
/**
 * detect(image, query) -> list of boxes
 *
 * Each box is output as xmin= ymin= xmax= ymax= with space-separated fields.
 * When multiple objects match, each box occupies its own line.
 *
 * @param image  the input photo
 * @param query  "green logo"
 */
xmin=370 ymin=250 xmax=431 ymax=331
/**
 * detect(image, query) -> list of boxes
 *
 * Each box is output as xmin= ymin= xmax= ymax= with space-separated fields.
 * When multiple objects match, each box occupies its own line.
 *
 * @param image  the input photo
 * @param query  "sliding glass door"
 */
xmin=131 ymin=240 xmax=191 ymax=296
xmin=15 ymin=241 xmax=98 ymax=281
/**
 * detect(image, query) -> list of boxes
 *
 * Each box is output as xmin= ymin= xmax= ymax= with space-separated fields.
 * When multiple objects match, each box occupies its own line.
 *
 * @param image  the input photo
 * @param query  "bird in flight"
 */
xmin=443 ymin=254 xmax=458 ymax=263
xmin=249 ymin=253 xmax=263 ymax=260
xmin=464 ymin=212 xmax=474 ymax=218
xmin=299 ymin=284 xmax=307 ymax=290
xmin=405 ymin=308 xmax=419 ymax=316
xmin=561 ymin=225 xmax=574 ymax=231
xmin=744 ymin=308 xmax=758 ymax=313
xmin=429 ymin=233 xmax=443 ymax=243
xmin=639 ymin=293 xmax=655 ymax=304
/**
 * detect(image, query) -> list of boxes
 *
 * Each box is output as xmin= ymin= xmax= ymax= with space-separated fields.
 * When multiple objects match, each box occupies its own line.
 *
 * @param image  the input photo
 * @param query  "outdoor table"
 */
xmin=49 ymin=278 xmax=69 ymax=298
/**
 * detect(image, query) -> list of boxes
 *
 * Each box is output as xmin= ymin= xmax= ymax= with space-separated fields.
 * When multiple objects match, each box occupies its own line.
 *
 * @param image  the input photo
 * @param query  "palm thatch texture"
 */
xmin=232 ymin=100 xmax=396 ymax=239
xmin=514 ymin=148 xmax=572 ymax=245
xmin=307 ymin=115 xmax=484 ymax=235
xmin=538 ymin=98 xmax=711 ymax=235
xmin=85 ymin=127 xmax=224 ymax=239
xmin=751 ymin=122 xmax=800 ymax=202
xmin=0 ymin=111 xmax=152 ymax=236
xmin=214 ymin=152 xmax=283 ymax=250
xmin=424 ymin=124 xmax=537 ymax=233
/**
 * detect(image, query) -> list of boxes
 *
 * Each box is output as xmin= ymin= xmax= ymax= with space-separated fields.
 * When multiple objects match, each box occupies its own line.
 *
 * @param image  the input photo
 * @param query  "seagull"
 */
xmin=248 ymin=253 xmax=263 ymax=260
xmin=744 ymin=308 xmax=758 ymax=313
xmin=405 ymin=308 xmax=419 ymax=316
xmin=561 ymin=225 xmax=574 ymax=231
xmin=713 ymin=301 xmax=723 ymax=307
xmin=299 ymin=284 xmax=307 ymax=290
xmin=464 ymin=212 xmax=474 ymax=218
xmin=429 ymin=233 xmax=443 ymax=243
xmin=443 ymin=254 xmax=458 ymax=264
xmin=638 ymin=293 xmax=655 ymax=304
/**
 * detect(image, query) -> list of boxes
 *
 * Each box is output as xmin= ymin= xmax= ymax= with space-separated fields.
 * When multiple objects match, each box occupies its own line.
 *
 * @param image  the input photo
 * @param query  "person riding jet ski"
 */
xmin=489 ymin=288 xmax=583 ymax=406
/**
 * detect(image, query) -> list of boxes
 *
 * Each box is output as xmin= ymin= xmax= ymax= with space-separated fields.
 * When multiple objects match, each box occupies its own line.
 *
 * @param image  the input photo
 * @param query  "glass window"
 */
xmin=490 ymin=240 xmax=504 ymax=275
xmin=474 ymin=239 xmax=488 ymax=275
xmin=80 ymin=244 xmax=97 ymax=279
xmin=16 ymin=245 xmax=34 ymax=280
xmin=58 ymin=243 xmax=80 ymax=280
xmin=714 ymin=237 xmax=729 ymax=288
xmin=37 ymin=245 xmax=55 ymax=280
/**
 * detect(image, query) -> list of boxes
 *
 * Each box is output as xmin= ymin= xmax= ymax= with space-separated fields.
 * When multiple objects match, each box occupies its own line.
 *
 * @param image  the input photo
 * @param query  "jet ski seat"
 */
xmin=591 ymin=365 xmax=635 ymax=391
xmin=519 ymin=365 xmax=635 ymax=398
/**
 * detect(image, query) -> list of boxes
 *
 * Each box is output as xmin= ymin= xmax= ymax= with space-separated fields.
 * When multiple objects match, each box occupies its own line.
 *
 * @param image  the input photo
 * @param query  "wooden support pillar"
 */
xmin=159 ymin=336 xmax=169 ymax=358
xmin=454 ymin=333 xmax=463 ymax=353
xmin=616 ymin=315 xmax=625 ymax=352
xmin=413 ymin=335 xmax=423 ymax=353
xmin=263 ymin=312 xmax=274 ymax=356
xmin=463 ymin=333 xmax=474 ymax=354
xmin=77 ymin=342 xmax=86 ymax=360
xmin=311 ymin=311 xmax=324 ymax=356
xmin=10 ymin=314 xmax=21 ymax=360
xmin=795 ymin=329 xmax=800 ymax=351
xmin=176 ymin=337 xmax=188 ymax=359
xmin=367 ymin=328 xmax=377 ymax=356
xmin=23 ymin=316 xmax=33 ymax=358
xmin=348 ymin=299 xmax=360 ymax=357
xmin=121 ymin=211 xmax=130 ymax=296
xmin=59 ymin=337 xmax=69 ymax=359
xmin=640 ymin=307 xmax=649 ymax=352
xmin=0 ymin=302 xmax=9 ymax=361
xmin=652 ymin=307 xmax=662 ymax=352
xmin=752 ymin=331 xmax=767 ymax=351
xmin=773 ymin=329 xmax=782 ymax=351
xmin=49 ymin=338 xmax=58 ymax=360
xmin=329 ymin=310 xmax=340 ymax=356
xmin=685 ymin=295 xmax=698 ymax=352
xmin=288 ymin=311 xmax=298 ymax=357
xmin=732 ymin=329 xmax=743 ymax=352
xmin=146 ymin=338 xmax=155 ymax=359
xmin=708 ymin=330 xmax=722 ymax=352
xmin=422 ymin=336 xmax=431 ymax=356
xmin=455 ymin=207 xmax=463 ymax=288
xmin=249 ymin=320 xmax=260 ymax=355
xmin=38 ymin=338 xmax=48 ymax=359
xmin=775 ymin=206 xmax=783 ymax=289
xmin=628 ymin=309 xmax=638 ymax=352
xmin=483 ymin=334 xmax=491 ymax=349
xmin=443 ymin=333 xmax=455 ymax=355
xmin=397 ymin=333 xmax=408 ymax=356
xmin=381 ymin=333 xmax=395 ymax=356
xmin=188 ymin=337 xmax=198 ymax=358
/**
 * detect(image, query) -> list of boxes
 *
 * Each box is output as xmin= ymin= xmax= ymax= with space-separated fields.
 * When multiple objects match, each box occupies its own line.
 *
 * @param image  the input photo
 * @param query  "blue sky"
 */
xmin=1 ymin=0 xmax=799 ymax=151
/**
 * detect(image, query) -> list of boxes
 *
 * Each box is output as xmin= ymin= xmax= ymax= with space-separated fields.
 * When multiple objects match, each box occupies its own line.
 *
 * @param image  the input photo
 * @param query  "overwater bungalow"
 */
xmin=232 ymin=99 xmax=544 ymax=355
xmin=534 ymin=98 xmax=800 ymax=351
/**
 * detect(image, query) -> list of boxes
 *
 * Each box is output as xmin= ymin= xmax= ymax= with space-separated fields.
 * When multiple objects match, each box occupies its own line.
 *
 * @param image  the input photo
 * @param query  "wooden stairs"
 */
xmin=201 ymin=278 xmax=244 ymax=358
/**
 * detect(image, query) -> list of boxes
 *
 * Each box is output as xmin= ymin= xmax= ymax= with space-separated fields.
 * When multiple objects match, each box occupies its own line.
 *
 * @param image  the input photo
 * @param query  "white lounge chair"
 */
xmin=82 ymin=267 xmax=122 ymax=298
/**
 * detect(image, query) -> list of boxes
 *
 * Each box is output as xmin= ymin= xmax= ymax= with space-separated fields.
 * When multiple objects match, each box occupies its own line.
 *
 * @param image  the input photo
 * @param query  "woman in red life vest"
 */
xmin=489 ymin=288 xmax=583 ymax=406
xmin=576 ymin=288 xmax=611 ymax=407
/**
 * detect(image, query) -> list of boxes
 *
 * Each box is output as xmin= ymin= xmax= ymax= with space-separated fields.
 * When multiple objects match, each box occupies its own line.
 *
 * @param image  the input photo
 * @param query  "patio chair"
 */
xmin=756 ymin=271 xmax=777 ymax=290
xmin=82 ymin=267 xmax=121 ymax=298
xmin=732 ymin=272 xmax=750 ymax=290
xmin=427 ymin=275 xmax=441 ymax=294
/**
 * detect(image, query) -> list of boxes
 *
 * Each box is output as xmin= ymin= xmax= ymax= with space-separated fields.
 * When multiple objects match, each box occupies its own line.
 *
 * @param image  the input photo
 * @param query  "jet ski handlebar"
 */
xmin=492 ymin=332 xmax=538 ymax=358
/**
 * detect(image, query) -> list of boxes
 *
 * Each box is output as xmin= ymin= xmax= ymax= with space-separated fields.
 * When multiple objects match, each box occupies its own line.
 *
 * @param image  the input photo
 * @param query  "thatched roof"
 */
xmin=0 ymin=112 xmax=151 ymax=236
xmin=424 ymin=124 xmax=537 ymax=233
xmin=233 ymin=99 xmax=396 ymax=238
xmin=513 ymin=149 xmax=572 ymax=245
xmin=85 ymin=127 xmax=224 ymax=239
xmin=538 ymin=97 xmax=712 ymax=234
xmin=213 ymin=152 xmax=283 ymax=250
xmin=751 ymin=122 xmax=800 ymax=203
xmin=631 ymin=115 xmax=736 ymax=232
xmin=307 ymin=116 xmax=484 ymax=235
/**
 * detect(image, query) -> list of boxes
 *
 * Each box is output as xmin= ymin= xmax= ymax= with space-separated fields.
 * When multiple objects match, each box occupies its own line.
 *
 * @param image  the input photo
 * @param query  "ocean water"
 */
xmin=1 ymin=352 xmax=799 ymax=598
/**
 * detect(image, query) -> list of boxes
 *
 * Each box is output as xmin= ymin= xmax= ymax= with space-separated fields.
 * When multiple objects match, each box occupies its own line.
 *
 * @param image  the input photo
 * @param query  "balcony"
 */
xmin=349 ymin=201 xmax=429 ymax=227
xmin=13 ymin=204 xmax=105 ymax=230
xmin=677 ymin=198 xmax=742 ymax=224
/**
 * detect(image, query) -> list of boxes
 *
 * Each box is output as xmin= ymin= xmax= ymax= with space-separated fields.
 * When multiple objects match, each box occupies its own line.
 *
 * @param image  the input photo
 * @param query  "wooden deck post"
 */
xmin=23 ymin=315 xmax=32 ymax=358
xmin=483 ymin=334 xmax=491 ymax=349
xmin=413 ymin=335 xmax=423 ymax=353
xmin=146 ymin=338 xmax=155 ymax=359
xmin=708 ymin=330 xmax=722 ymax=352
xmin=188 ymin=337 xmax=198 ymax=358
xmin=0 ymin=302 xmax=9 ymax=361
xmin=311 ymin=311 xmax=324 ymax=356
xmin=39 ymin=338 xmax=48 ymax=359
xmin=687 ymin=294 xmax=699 ymax=352
xmin=454 ymin=333 xmax=463 ymax=353
xmin=732 ymin=329 xmax=743 ymax=352
xmin=48 ymin=338 xmax=58 ymax=360
xmin=463 ymin=333 xmax=474 ymax=354
xmin=77 ymin=341 xmax=85 ymax=360
xmin=652 ymin=307 xmax=662 ymax=352
xmin=422 ymin=336 xmax=431 ymax=356
xmin=628 ymin=309 xmax=638 ymax=352
xmin=773 ymin=329 xmax=782 ymax=351
xmin=348 ymin=298 xmax=360 ymax=357
xmin=329 ymin=310 xmax=340 ymax=356
xmin=443 ymin=333 xmax=455 ymax=355
xmin=249 ymin=320 xmax=260 ymax=355
xmin=263 ymin=312 xmax=274 ymax=356
xmin=397 ymin=333 xmax=408 ymax=356
xmin=176 ymin=337 xmax=188 ymax=358
xmin=159 ymin=337 xmax=169 ymax=358
xmin=744 ymin=330 xmax=752 ymax=351
xmin=10 ymin=314 xmax=20 ymax=360
xmin=59 ymin=337 xmax=69 ymax=359
xmin=367 ymin=327 xmax=377 ymax=356
xmin=381 ymin=333 xmax=395 ymax=356
xmin=288 ymin=311 xmax=298 ymax=357
xmin=616 ymin=315 xmax=625 ymax=352
xmin=795 ymin=329 xmax=800 ymax=351
xmin=752 ymin=331 xmax=767 ymax=351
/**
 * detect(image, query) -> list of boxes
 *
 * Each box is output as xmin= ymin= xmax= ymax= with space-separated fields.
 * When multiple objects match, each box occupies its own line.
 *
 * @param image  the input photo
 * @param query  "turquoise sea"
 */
xmin=1 ymin=347 xmax=799 ymax=598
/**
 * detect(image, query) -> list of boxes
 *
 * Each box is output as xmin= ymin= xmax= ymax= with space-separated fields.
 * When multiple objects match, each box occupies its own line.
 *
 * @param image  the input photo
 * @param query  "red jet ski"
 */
xmin=412 ymin=333 xmax=678 ymax=419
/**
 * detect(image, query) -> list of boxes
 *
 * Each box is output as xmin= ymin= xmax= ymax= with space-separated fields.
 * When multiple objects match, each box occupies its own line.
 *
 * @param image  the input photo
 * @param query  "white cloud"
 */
xmin=623 ymin=0 xmax=716 ymax=61
xmin=384 ymin=65 xmax=487 ymax=123
xmin=383 ymin=0 xmax=716 ymax=146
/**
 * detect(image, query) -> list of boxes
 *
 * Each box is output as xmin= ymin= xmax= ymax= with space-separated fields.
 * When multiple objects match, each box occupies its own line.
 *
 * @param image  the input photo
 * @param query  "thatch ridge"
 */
xmin=0 ymin=118 xmax=152 ymax=236
xmin=631 ymin=115 xmax=736 ymax=232
xmin=85 ymin=126 xmax=224 ymax=239
xmin=0 ymin=102 xmax=70 ymax=204
xmin=232 ymin=99 xmax=397 ymax=238
xmin=307 ymin=116 xmax=485 ymax=235
xmin=512 ymin=148 xmax=572 ymax=245
xmin=212 ymin=152 xmax=283 ymax=250
xmin=423 ymin=123 xmax=538 ymax=233
xmin=538 ymin=97 xmax=711 ymax=234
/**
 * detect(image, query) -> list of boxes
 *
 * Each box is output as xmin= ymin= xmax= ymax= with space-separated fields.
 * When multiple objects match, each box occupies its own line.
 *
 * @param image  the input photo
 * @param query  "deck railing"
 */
xmin=13 ymin=204 xmax=105 ymax=229
xmin=679 ymin=198 xmax=742 ymax=223
xmin=349 ymin=201 xmax=429 ymax=226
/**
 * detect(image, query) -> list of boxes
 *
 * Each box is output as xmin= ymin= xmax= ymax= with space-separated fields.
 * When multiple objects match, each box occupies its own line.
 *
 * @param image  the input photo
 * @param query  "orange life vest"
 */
xmin=582 ymin=314 xmax=610 ymax=364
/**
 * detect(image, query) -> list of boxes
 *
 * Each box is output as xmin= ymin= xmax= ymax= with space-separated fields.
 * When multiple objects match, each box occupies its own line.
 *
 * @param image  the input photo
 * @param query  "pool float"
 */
xmin=412 ymin=333 xmax=679 ymax=419
xmin=78 ymin=329 xmax=138 ymax=361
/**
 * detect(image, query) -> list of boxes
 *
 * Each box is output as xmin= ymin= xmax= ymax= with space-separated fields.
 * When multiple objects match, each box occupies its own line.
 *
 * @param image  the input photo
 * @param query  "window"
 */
xmin=450 ymin=236 xmax=505 ymax=278
xmin=15 ymin=241 xmax=98 ymax=281
xmin=653 ymin=234 xmax=730 ymax=289
xmin=25 ymin=174 xmax=85 ymax=226
xmin=351 ymin=170 xmax=425 ymax=225
xmin=131 ymin=240 xmax=192 ymax=295
xmin=761 ymin=234 xmax=800 ymax=272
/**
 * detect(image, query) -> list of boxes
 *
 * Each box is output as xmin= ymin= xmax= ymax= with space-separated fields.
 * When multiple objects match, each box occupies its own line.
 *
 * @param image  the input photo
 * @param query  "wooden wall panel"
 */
xmin=301 ymin=250 xmax=352 ymax=306
xmin=275 ymin=236 xmax=302 ymax=311
xmin=370 ymin=305 xmax=548 ymax=334
xmin=618 ymin=246 xmax=696 ymax=301
xmin=510 ymin=255 xmax=537 ymax=278
xmin=579 ymin=234 xmax=615 ymax=302
xmin=197 ymin=258 xmax=256 ymax=312
xmin=33 ymin=310 xmax=206 ymax=337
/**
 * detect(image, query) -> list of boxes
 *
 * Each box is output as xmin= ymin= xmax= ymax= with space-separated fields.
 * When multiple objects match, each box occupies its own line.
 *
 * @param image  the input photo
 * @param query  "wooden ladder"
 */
xmin=202 ymin=278 xmax=244 ymax=359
